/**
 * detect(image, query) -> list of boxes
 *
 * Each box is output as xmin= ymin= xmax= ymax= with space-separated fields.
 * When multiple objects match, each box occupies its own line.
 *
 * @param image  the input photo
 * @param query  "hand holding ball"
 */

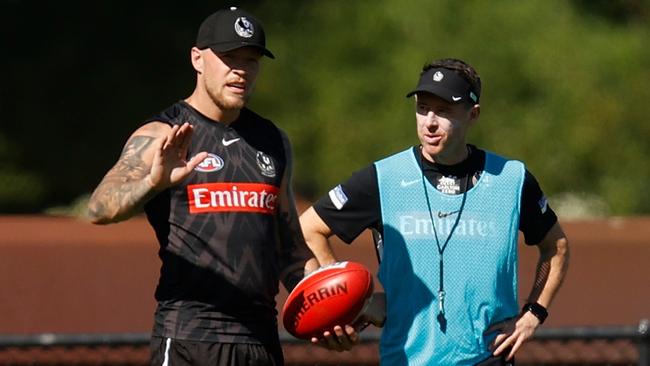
xmin=282 ymin=261 xmax=374 ymax=339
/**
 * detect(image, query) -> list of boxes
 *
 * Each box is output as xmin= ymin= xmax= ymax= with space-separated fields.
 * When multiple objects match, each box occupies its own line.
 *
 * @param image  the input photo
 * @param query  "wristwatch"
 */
xmin=522 ymin=302 xmax=548 ymax=324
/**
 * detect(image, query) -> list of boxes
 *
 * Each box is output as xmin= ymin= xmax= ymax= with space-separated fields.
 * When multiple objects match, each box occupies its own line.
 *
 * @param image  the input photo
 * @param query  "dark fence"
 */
xmin=0 ymin=320 xmax=648 ymax=366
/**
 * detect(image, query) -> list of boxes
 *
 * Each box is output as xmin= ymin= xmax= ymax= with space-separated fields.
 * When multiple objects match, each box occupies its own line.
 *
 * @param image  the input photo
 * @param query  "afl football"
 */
xmin=282 ymin=261 xmax=373 ymax=339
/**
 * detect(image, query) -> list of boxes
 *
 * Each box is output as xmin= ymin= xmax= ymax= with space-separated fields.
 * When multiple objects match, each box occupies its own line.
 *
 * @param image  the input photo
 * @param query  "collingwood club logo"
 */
xmin=256 ymin=151 xmax=276 ymax=177
xmin=234 ymin=17 xmax=254 ymax=38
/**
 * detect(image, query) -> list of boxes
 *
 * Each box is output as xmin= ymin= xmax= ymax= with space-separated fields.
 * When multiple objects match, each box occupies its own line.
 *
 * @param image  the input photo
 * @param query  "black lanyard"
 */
xmin=419 ymin=151 xmax=470 ymax=330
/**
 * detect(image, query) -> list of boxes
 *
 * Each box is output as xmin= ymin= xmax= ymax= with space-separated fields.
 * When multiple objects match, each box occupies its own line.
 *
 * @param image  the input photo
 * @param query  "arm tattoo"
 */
xmin=88 ymin=136 xmax=158 ymax=223
xmin=117 ymin=136 xmax=155 ymax=174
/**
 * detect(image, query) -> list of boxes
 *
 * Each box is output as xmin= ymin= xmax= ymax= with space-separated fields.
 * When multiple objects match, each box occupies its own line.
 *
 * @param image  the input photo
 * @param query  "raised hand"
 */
xmin=148 ymin=122 xmax=208 ymax=191
xmin=88 ymin=121 xmax=208 ymax=224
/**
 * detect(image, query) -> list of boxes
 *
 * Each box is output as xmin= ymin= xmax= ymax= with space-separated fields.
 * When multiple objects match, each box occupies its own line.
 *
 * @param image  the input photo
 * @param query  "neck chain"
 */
xmin=419 ymin=148 xmax=470 ymax=326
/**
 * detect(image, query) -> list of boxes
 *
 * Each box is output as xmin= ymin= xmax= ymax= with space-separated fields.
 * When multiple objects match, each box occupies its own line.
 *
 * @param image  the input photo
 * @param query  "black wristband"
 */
xmin=522 ymin=302 xmax=548 ymax=324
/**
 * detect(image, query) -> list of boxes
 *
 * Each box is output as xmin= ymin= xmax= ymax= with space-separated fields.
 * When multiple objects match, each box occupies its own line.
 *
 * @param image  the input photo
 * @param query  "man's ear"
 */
xmin=190 ymin=47 xmax=204 ymax=74
xmin=469 ymin=104 xmax=481 ymax=124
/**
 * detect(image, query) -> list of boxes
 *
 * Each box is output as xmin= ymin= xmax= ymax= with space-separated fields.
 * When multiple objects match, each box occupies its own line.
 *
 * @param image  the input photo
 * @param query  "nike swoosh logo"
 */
xmin=437 ymin=210 xmax=460 ymax=218
xmin=451 ymin=96 xmax=462 ymax=101
xmin=400 ymin=179 xmax=420 ymax=187
xmin=222 ymin=137 xmax=240 ymax=146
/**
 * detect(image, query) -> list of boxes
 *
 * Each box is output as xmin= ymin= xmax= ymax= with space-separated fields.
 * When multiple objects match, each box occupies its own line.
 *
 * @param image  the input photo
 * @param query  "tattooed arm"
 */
xmin=276 ymin=131 xmax=319 ymax=291
xmin=87 ymin=122 xmax=207 ymax=224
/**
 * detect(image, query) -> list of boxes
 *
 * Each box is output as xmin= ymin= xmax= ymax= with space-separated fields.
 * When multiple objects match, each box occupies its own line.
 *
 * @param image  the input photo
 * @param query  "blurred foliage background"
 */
xmin=1 ymin=0 xmax=649 ymax=217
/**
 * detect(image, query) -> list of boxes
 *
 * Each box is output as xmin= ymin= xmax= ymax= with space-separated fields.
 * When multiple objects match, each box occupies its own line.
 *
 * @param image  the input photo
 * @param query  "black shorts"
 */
xmin=150 ymin=336 xmax=284 ymax=366
xmin=475 ymin=354 xmax=514 ymax=366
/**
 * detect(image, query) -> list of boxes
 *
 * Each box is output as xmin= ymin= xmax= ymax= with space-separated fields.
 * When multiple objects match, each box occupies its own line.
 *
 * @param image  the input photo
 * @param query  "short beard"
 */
xmin=206 ymin=84 xmax=248 ymax=111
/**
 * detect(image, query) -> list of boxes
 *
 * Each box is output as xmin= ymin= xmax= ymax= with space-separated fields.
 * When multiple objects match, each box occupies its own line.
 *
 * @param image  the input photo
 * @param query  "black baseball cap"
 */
xmin=406 ymin=68 xmax=479 ymax=104
xmin=196 ymin=7 xmax=275 ymax=59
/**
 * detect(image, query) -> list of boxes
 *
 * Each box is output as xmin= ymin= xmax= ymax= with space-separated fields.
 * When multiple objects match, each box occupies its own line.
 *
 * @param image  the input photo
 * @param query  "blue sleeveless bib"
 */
xmin=375 ymin=148 xmax=525 ymax=365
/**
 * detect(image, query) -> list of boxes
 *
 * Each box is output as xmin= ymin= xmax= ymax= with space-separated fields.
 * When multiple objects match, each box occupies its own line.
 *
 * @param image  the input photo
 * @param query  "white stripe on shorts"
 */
xmin=162 ymin=338 xmax=171 ymax=366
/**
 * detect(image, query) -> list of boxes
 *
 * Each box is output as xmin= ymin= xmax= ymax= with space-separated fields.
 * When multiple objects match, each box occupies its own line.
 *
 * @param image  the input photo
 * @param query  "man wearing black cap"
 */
xmin=88 ymin=7 xmax=318 ymax=365
xmin=300 ymin=58 xmax=570 ymax=365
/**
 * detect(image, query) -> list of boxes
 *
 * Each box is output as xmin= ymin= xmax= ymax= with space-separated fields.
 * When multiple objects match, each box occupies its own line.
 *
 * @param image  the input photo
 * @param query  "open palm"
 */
xmin=149 ymin=122 xmax=208 ymax=190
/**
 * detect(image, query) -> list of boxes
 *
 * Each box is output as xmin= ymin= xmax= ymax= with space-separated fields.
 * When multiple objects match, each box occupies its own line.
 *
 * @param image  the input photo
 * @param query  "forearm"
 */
xmin=527 ymin=230 xmax=570 ymax=308
xmin=87 ymin=175 xmax=157 ymax=224
xmin=305 ymin=232 xmax=337 ymax=266
xmin=300 ymin=207 xmax=338 ymax=266
xmin=87 ymin=132 xmax=162 ymax=224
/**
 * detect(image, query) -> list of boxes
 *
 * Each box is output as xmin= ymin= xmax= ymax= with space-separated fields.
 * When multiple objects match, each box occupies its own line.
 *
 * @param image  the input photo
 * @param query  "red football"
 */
xmin=282 ymin=261 xmax=373 ymax=339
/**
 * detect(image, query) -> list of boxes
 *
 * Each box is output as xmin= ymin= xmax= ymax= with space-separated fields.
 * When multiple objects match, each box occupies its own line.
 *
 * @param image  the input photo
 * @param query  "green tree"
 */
xmin=1 ymin=0 xmax=648 ymax=216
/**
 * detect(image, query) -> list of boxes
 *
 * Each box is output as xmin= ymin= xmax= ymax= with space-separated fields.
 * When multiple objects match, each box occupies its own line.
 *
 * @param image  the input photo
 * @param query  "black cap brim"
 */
xmin=406 ymin=68 xmax=479 ymax=104
xmin=406 ymin=86 xmax=462 ymax=103
xmin=208 ymin=42 xmax=275 ymax=59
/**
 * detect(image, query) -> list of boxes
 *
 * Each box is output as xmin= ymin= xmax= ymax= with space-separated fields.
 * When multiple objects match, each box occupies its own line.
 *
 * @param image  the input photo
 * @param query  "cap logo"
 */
xmin=433 ymin=71 xmax=444 ymax=82
xmin=234 ymin=17 xmax=254 ymax=38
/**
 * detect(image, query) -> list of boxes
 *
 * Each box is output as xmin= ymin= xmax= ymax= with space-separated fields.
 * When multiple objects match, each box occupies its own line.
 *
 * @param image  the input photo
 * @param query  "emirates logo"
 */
xmin=187 ymin=182 xmax=279 ymax=214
